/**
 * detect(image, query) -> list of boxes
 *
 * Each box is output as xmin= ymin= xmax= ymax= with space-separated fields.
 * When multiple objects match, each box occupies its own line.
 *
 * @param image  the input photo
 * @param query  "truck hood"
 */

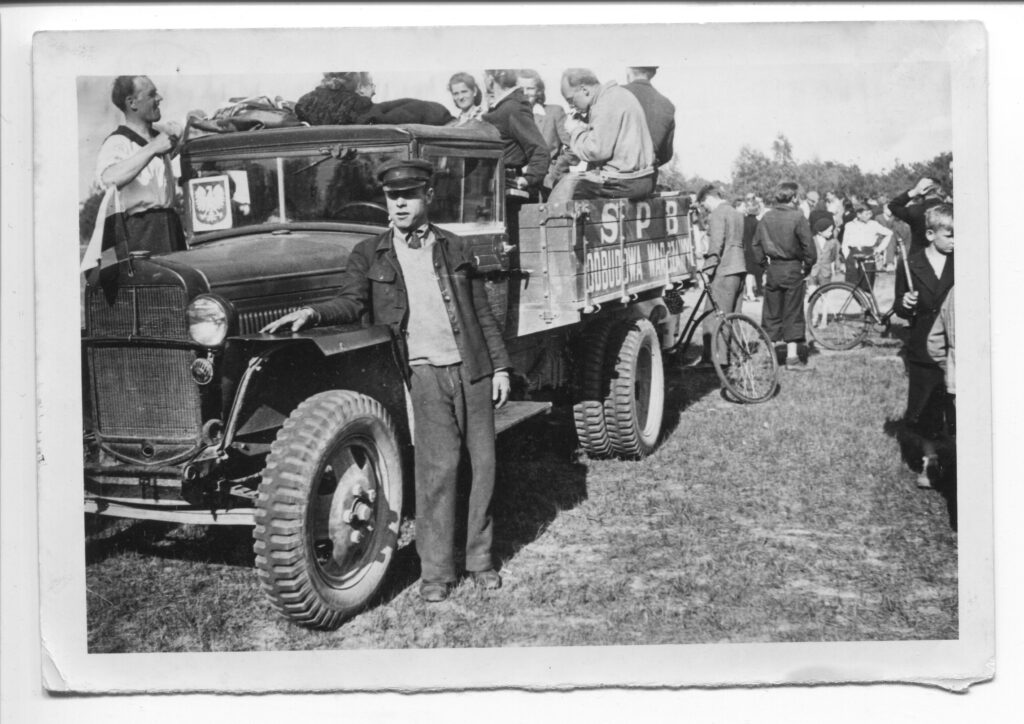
xmin=159 ymin=228 xmax=373 ymax=293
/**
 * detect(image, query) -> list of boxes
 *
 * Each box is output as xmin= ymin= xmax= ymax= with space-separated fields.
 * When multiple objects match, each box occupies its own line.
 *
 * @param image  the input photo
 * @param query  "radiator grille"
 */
xmin=87 ymin=346 xmax=202 ymax=440
xmin=239 ymin=306 xmax=300 ymax=335
xmin=87 ymin=286 xmax=188 ymax=338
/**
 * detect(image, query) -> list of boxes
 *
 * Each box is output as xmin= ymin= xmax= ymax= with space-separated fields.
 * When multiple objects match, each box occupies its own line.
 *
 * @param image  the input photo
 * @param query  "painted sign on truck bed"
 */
xmin=511 ymin=195 xmax=695 ymax=336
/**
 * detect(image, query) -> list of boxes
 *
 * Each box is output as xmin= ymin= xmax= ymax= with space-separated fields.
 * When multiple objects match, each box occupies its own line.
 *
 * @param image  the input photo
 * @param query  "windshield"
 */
xmin=185 ymin=146 xmax=407 ymax=235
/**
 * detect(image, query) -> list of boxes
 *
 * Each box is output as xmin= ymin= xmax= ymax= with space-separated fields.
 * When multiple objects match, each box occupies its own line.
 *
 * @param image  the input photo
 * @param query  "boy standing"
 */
xmin=808 ymin=218 xmax=839 ymax=328
xmin=893 ymin=203 xmax=954 ymax=487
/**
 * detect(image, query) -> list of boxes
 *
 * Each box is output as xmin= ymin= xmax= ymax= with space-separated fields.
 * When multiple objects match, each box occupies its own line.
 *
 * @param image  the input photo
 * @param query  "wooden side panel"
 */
xmin=514 ymin=195 xmax=697 ymax=319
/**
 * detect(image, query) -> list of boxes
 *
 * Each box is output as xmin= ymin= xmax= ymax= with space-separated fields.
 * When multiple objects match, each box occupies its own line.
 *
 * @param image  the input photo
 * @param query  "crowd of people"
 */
xmin=692 ymin=178 xmax=956 ymax=487
xmin=85 ymin=72 xmax=956 ymax=604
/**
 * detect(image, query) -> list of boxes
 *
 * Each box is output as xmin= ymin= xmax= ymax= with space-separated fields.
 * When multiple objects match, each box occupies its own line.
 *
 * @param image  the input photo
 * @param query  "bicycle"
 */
xmin=669 ymin=268 xmax=779 ymax=404
xmin=806 ymin=247 xmax=904 ymax=351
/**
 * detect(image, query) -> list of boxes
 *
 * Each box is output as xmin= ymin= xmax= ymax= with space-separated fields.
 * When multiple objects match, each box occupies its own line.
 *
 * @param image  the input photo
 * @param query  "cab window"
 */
xmin=423 ymin=154 xmax=499 ymax=224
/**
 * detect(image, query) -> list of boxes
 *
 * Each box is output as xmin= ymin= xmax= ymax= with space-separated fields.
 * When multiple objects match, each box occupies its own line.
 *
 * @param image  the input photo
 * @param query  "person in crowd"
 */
xmin=261 ymin=159 xmax=512 ymax=601
xmin=752 ymin=181 xmax=817 ymax=371
xmin=741 ymin=193 xmax=764 ymax=300
xmin=297 ymin=71 xmax=452 ymax=126
xmin=893 ymin=203 xmax=954 ymax=488
xmin=825 ymin=190 xmax=844 ymax=229
xmin=874 ymin=197 xmax=911 ymax=271
xmin=93 ymin=75 xmax=186 ymax=256
xmin=516 ymin=68 xmax=575 ymax=197
xmin=695 ymin=185 xmax=747 ymax=368
xmin=548 ymin=68 xmax=655 ymax=204
xmin=928 ymin=285 xmax=955 ymax=432
xmin=446 ymin=72 xmax=485 ymax=127
xmin=841 ymin=201 xmax=893 ymax=292
xmin=807 ymin=217 xmax=840 ymax=328
xmin=836 ymin=194 xmax=857 ymax=247
xmin=808 ymin=191 xmax=833 ymax=233
xmin=622 ymin=66 xmax=676 ymax=175
xmin=482 ymin=69 xmax=550 ymax=198
xmin=888 ymin=177 xmax=948 ymax=254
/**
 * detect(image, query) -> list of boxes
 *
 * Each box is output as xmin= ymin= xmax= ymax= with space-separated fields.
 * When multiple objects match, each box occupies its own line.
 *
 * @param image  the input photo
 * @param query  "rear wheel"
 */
xmin=712 ymin=313 xmax=779 ymax=404
xmin=253 ymin=390 xmax=403 ymax=630
xmin=604 ymin=319 xmax=665 ymax=458
xmin=807 ymin=282 xmax=872 ymax=350
xmin=572 ymin=321 xmax=616 ymax=457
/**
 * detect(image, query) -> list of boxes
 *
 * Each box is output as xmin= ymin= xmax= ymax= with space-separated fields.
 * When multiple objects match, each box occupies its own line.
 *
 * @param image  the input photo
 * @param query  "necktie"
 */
xmin=406 ymin=228 xmax=426 ymax=249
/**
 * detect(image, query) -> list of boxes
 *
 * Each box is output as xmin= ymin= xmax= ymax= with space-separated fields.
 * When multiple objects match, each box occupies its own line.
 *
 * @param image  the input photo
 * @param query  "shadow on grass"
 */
xmin=491 ymin=409 xmax=590 ymax=566
xmin=660 ymin=353 xmax=734 ymax=439
xmin=883 ymin=417 xmax=958 ymax=531
xmin=85 ymin=518 xmax=256 ymax=567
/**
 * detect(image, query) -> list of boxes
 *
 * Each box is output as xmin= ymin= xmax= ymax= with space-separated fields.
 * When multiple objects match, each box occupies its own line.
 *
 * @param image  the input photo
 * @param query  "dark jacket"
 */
xmin=358 ymin=98 xmax=452 ymax=126
xmin=309 ymin=226 xmax=511 ymax=382
xmin=482 ymin=88 xmax=550 ymax=189
xmin=893 ymin=248 xmax=954 ymax=366
xmin=752 ymin=204 xmax=816 ymax=272
xmin=623 ymin=78 xmax=676 ymax=167
xmin=888 ymin=190 xmax=944 ymax=255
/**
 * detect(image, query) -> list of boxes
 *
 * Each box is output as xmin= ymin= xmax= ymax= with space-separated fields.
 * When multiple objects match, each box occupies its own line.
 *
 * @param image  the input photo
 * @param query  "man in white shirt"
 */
xmin=94 ymin=75 xmax=185 ymax=255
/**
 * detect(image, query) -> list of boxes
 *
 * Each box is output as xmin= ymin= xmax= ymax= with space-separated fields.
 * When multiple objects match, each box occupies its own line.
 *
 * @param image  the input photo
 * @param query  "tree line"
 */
xmin=659 ymin=132 xmax=953 ymax=202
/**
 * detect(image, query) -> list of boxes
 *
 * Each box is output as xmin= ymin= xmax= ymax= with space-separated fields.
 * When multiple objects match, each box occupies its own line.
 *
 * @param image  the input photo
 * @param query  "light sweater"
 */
xmin=568 ymin=81 xmax=654 ymax=179
xmin=392 ymin=227 xmax=462 ymax=367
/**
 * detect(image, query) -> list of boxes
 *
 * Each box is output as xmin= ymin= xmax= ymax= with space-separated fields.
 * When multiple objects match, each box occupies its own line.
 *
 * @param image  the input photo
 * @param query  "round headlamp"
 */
xmin=187 ymin=295 xmax=230 ymax=346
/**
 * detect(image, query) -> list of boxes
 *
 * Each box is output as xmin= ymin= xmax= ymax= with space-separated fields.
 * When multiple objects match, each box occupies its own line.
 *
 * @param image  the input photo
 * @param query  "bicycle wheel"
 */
xmin=712 ymin=313 xmax=779 ymax=404
xmin=807 ymin=282 xmax=872 ymax=350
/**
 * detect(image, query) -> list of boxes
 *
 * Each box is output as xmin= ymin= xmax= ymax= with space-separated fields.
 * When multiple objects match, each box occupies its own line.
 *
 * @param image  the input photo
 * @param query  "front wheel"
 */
xmin=807 ymin=283 xmax=872 ymax=350
xmin=253 ymin=390 xmax=403 ymax=630
xmin=712 ymin=313 xmax=779 ymax=404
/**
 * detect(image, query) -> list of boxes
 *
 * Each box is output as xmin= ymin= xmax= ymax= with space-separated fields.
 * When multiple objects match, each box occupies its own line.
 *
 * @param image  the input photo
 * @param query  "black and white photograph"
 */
xmin=8 ymin=3 xmax=1007 ymax=708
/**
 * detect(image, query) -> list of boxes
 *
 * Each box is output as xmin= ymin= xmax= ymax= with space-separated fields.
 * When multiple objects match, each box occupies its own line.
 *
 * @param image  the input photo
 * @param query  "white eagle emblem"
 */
xmin=194 ymin=181 xmax=227 ymax=224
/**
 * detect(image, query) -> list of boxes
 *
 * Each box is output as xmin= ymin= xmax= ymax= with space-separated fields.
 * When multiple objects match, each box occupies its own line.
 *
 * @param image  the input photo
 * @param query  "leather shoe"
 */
xmin=419 ymin=580 xmax=452 ymax=602
xmin=470 ymin=569 xmax=502 ymax=590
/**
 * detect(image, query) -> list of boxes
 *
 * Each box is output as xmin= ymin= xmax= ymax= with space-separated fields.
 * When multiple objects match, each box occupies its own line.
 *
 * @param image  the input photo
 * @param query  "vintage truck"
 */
xmin=82 ymin=123 xmax=697 ymax=629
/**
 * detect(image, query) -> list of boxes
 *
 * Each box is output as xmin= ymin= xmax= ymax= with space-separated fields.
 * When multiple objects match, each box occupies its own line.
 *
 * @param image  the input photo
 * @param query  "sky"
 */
xmin=76 ymin=27 xmax=953 ymax=201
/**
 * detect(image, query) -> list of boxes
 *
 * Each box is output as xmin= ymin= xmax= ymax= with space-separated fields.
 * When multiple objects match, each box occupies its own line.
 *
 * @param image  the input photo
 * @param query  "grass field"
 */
xmin=85 ymin=273 xmax=958 ymax=652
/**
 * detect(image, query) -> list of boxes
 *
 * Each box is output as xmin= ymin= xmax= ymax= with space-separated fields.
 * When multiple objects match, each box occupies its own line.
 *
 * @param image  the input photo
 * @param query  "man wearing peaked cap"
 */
xmin=376 ymin=158 xmax=435 ymax=189
xmin=263 ymin=156 xmax=512 ymax=603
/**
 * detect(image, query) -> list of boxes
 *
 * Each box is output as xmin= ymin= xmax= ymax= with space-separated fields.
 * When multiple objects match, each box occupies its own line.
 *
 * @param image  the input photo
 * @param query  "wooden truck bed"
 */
xmin=507 ymin=195 xmax=696 ymax=337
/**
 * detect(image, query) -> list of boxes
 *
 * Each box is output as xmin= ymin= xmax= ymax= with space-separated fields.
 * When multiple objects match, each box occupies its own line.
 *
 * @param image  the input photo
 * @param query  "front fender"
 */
xmin=227 ymin=322 xmax=394 ymax=358
xmin=218 ymin=323 xmax=407 ymax=450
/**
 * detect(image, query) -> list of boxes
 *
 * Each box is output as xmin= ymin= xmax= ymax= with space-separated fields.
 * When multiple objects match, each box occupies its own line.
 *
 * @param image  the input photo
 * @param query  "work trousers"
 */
xmin=125 ymin=208 xmax=186 ymax=255
xmin=761 ymin=259 xmax=807 ymax=344
xmin=701 ymin=272 xmax=745 ymax=359
xmin=410 ymin=363 xmax=496 ymax=583
xmin=546 ymin=171 xmax=655 ymax=205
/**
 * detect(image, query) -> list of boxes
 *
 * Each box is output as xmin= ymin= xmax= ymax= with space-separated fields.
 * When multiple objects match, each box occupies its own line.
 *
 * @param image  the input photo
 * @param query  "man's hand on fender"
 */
xmin=261 ymin=307 xmax=317 ymax=334
xmin=492 ymin=370 xmax=510 ymax=409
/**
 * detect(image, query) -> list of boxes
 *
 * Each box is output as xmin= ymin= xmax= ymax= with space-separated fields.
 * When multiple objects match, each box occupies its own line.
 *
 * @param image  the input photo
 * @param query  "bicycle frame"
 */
xmin=670 ymin=268 xmax=723 ymax=357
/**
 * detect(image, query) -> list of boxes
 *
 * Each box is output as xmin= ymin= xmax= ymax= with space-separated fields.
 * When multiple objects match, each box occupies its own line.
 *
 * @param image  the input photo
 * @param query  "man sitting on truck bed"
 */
xmin=547 ymin=68 xmax=656 ymax=204
xmin=261 ymin=159 xmax=512 ymax=603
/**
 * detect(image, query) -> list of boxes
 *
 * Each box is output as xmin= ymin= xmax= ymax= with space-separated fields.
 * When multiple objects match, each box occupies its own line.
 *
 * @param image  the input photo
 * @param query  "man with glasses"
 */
xmin=547 ymin=68 xmax=655 ymax=204
xmin=262 ymin=159 xmax=512 ymax=603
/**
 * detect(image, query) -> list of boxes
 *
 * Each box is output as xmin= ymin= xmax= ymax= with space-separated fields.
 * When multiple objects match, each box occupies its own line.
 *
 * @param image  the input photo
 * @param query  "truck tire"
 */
xmin=603 ymin=318 xmax=665 ymax=459
xmin=253 ymin=390 xmax=403 ymax=630
xmin=572 ymin=321 xmax=616 ymax=457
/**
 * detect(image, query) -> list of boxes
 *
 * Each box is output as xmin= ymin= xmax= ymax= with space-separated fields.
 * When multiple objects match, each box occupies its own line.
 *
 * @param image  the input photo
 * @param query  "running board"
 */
xmin=85 ymin=498 xmax=255 ymax=526
xmin=494 ymin=400 xmax=552 ymax=435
